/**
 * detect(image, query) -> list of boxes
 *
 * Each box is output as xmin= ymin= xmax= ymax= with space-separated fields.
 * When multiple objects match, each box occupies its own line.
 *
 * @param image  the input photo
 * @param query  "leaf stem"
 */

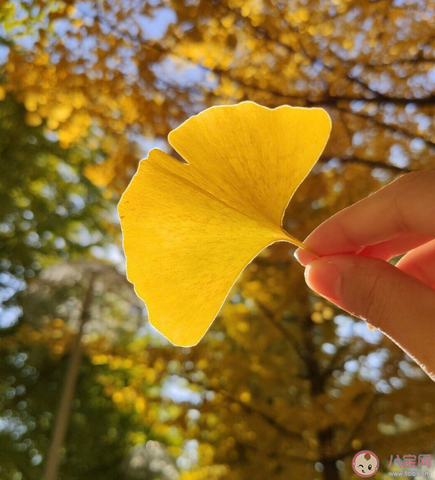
xmin=282 ymin=231 xmax=319 ymax=258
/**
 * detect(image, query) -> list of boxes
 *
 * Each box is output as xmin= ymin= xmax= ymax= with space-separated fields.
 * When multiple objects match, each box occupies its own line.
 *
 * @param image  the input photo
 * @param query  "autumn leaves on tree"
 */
xmin=2 ymin=1 xmax=435 ymax=480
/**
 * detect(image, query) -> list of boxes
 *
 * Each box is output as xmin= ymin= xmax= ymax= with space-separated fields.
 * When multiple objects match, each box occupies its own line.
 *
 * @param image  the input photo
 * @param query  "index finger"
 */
xmin=296 ymin=171 xmax=435 ymax=264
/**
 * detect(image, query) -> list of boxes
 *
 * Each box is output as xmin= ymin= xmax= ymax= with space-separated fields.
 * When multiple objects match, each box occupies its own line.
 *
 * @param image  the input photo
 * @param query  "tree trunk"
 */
xmin=322 ymin=458 xmax=341 ymax=480
xmin=299 ymin=317 xmax=342 ymax=480
xmin=43 ymin=275 xmax=95 ymax=480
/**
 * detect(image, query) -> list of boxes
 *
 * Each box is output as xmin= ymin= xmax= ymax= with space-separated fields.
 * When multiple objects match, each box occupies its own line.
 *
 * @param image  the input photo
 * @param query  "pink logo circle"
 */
xmin=352 ymin=450 xmax=379 ymax=477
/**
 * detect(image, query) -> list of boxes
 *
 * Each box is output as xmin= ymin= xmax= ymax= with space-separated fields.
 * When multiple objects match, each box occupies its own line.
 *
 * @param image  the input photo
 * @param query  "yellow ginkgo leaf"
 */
xmin=119 ymin=101 xmax=331 ymax=347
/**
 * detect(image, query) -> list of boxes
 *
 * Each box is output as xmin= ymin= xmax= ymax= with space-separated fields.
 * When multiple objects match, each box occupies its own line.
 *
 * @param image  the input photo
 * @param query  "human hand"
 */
xmin=295 ymin=171 xmax=435 ymax=380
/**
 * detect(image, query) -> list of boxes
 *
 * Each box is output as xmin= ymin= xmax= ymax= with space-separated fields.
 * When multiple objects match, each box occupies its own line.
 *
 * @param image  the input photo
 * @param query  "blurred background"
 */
xmin=1 ymin=0 xmax=435 ymax=479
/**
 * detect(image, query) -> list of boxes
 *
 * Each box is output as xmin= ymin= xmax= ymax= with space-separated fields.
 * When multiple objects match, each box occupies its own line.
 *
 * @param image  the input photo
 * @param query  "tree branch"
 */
xmin=256 ymin=301 xmax=302 ymax=356
xmin=332 ymin=156 xmax=412 ymax=174
xmin=91 ymin=8 xmax=435 ymax=108
xmin=336 ymin=105 xmax=435 ymax=151
xmin=340 ymin=392 xmax=380 ymax=457
xmin=180 ymin=376 xmax=304 ymax=442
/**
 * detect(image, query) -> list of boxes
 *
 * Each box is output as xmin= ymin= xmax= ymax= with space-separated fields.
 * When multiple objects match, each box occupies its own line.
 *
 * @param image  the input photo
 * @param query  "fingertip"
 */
xmin=294 ymin=248 xmax=317 ymax=266
xmin=304 ymin=258 xmax=342 ymax=304
xmin=396 ymin=239 xmax=435 ymax=287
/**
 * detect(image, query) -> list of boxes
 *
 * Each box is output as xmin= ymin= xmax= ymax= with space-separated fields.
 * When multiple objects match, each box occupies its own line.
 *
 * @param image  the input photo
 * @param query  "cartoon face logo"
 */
xmin=352 ymin=450 xmax=379 ymax=477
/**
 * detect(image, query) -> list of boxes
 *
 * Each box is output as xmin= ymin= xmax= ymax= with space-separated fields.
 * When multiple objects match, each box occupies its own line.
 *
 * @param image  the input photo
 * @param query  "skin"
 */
xmin=294 ymin=171 xmax=435 ymax=381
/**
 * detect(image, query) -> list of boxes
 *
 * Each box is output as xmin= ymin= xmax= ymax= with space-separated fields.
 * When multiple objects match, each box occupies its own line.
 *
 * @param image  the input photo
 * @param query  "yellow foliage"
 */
xmin=25 ymin=112 xmax=42 ymax=127
xmin=240 ymin=391 xmax=251 ymax=403
xmin=85 ymin=160 xmax=117 ymax=187
xmin=0 ymin=319 xmax=72 ymax=356
xmin=179 ymin=465 xmax=228 ymax=480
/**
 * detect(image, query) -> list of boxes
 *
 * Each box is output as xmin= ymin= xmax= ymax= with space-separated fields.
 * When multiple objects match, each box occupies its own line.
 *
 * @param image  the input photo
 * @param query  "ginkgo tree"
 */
xmin=2 ymin=1 xmax=435 ymax=480
xmin=0 ymin=95 xmax=111 ymax=283
xmin=2 ymin=0 xmax=435 ymax=190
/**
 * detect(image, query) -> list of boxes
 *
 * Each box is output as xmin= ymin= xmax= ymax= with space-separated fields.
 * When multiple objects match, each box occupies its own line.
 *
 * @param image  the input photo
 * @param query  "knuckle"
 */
xmin=392 ymin=188 xmax=411 ymax=232
xmin=362 ymin=268 xmax=392 ymax=329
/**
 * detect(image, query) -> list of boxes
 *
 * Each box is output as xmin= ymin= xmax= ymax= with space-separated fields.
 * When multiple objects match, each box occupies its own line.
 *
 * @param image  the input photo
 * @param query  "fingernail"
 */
xmin=304 ymin=258 xmax=342 ymax=304
xmin=294 ymin=248 xmax=317 ymax=266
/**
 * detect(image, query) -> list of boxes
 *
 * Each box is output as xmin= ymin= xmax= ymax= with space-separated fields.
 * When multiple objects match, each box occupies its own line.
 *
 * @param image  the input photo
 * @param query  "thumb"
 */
xmin=304 ymin=254 xmax=435 ymax=380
